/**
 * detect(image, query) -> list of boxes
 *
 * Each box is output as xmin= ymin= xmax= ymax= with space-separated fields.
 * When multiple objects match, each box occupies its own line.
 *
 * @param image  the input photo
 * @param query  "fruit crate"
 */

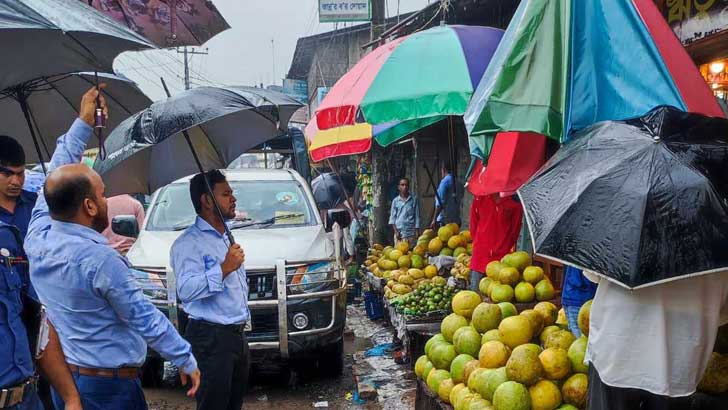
xmin=364 ymin=290 xmax=385 ymax=320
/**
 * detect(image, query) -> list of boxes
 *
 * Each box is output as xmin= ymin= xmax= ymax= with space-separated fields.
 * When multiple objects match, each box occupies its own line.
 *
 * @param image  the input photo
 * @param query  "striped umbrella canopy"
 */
xmin=307 ymin=25 xmax=504 ymax=162
xmin=464 ymin=0 xmax=725 ymax=160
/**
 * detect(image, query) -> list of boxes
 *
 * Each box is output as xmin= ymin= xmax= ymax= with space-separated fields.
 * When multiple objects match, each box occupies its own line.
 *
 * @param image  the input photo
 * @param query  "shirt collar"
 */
xmin=51 ymin=220 xmax=109 ymax=244
xmin=18 ymin=190 xmax=36 ymax=205
xmin=194 ymin=215 xmax=224 ymax=237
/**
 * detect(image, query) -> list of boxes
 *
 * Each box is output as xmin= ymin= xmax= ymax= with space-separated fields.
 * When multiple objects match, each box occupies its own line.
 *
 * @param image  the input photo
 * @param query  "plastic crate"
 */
xmin=364 ymin=291 xmax=384 ymax=320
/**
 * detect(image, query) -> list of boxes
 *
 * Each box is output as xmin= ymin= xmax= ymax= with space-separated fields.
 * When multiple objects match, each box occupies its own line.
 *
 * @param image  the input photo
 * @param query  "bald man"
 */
xmin=24 ymin=86 xmax=200 ymax=410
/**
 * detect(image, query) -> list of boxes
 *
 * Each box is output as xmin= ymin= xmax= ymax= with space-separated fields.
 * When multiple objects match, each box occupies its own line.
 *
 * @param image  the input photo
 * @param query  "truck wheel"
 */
xmin=141 ymin=358 xmax=164 ymax=387
xmin=318 ymin=338 xmax=344 ymax=376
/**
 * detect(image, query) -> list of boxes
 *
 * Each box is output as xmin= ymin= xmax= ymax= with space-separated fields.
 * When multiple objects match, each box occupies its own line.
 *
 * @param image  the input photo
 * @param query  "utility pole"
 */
xmin=176 ymin=47 xmax=208 ymax=90
xmin=271 ymin=38 xmax=277 ymax=86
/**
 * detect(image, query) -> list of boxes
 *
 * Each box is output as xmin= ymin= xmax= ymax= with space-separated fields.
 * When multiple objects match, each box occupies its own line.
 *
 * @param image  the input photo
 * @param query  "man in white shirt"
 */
xmin=584 ymin=270 xmax=728 ymax=409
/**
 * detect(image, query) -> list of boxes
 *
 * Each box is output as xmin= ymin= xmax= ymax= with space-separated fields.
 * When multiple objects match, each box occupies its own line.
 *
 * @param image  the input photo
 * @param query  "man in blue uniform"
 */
xmin=171 ymin=170 xmax=249 ymax=410
xmin=25 ymin=86 xmax=201 ymax=410
xmin=430 ymin=163 xmax=460 ymax=228
xmin=1 ymin=139 xmax=82 ymax=409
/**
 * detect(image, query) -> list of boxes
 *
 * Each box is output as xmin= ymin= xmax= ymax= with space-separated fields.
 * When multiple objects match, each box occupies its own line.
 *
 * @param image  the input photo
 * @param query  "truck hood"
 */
xmin=126 ymin=225 xmax=333 ymax=270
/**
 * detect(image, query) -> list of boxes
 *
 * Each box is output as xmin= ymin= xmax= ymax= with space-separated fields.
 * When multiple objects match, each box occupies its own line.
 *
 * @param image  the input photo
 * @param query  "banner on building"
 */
xmin=664 ymin=0 xmax=728 ymax=45
xmin=282 ymin=79 xmax=309 ymax=104
xmin=319 ymin=0 xmax=371 ymax=22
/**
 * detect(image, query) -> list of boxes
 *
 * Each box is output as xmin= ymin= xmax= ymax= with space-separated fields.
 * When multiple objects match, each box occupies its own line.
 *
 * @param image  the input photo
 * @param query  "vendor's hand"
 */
xmin=221 ymin=244 xmax=245 ymax=275
xmin=79 ymin=83 xmax=108 ymax=127
xmin=180 ymin=368 xmax=201 ymax=398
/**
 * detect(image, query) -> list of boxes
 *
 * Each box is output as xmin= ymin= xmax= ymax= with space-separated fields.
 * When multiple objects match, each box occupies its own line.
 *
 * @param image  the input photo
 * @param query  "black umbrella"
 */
xmin=0 ymin=72 xmax=151 ymax=163
xmin=311 ymin=172 xmax=356 ymax=210
xmin=518 ymin=106 xmax=728 ymax=289
xmin=93 ymin=84 xmax=303 ymax=243
xmin=0 ymin=0 xmax=154 ymax=171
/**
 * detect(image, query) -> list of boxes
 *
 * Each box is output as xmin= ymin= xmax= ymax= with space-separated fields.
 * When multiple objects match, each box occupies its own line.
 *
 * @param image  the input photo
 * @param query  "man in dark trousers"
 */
xmin=171 ymin=170 xmax=250 ymax=410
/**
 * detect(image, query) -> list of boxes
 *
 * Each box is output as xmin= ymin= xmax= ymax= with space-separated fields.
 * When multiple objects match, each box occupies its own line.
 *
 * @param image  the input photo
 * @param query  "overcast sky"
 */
xmin=115 ymin=0 xmax=434 ymax=100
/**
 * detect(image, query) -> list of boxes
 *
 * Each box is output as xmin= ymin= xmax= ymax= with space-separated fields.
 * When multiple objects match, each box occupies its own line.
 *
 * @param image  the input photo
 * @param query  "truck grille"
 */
xmin=250 ymin=308 xmax=279 ymax=337
xmin=247 ymin=271 xmax=276 ymax=300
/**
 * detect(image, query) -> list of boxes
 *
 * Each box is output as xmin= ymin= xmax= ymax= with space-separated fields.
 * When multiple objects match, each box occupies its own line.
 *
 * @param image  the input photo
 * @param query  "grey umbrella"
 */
xmin=0 ymin=72 xmax=152 ymax=163
xmin=0 ymin=0 xmax=154 ymax=171
xmin=93 ymin=85 xmax=303 ymax=243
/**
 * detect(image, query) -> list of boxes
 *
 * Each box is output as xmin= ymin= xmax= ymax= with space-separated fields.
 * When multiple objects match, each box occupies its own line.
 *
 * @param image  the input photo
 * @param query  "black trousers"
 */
xmin=587 ymin=365 xmax=692 ymax=410
xmin=185 ymin=319 xmax=250 ymax=410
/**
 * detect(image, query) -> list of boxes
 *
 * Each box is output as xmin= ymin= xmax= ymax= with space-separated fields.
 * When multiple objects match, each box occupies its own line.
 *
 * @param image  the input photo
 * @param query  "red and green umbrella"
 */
xmin=464 ymin=0 xmax=725 ymax=160
xmin=307 ymin=25 xmax=503 ymax=162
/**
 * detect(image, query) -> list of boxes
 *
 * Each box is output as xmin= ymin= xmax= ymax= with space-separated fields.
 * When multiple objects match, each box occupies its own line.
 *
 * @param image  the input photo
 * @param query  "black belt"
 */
xmin=189 ymin=318 xmax=246 ymax=333
xmin=0 ymin=377 xmax=37 ymax=409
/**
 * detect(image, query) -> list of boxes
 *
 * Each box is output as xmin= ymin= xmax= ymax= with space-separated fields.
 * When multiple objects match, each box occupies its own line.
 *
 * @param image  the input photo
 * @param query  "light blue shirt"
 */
xmin=171 ymin=216 xmax=249 ymax=325
xmin=388 ymin=194 xmax=420 ymax=238
xmin=435 ymin=174 xmax=458 ymax=223
xmin=25 ymin=119 xmax=197 ymax=373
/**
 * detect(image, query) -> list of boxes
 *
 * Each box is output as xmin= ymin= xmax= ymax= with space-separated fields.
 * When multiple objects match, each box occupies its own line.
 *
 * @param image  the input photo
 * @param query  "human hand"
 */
xmin=221 ymin=244 xmax=245 ymax=275
xmin=64 ymin=401 xmax=83 ymax=410
xmin=180 ymin=368 xmax=201 ymax=398
xmin=79 ymin=83 xmax=108 ymax=127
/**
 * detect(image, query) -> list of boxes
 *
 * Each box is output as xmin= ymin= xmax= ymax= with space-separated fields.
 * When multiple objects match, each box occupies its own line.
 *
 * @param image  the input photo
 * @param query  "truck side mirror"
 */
xmin=111 ymin=215 xmax=139 ymax=238
xmin=326 ymin=209 xmax=351 ymax=231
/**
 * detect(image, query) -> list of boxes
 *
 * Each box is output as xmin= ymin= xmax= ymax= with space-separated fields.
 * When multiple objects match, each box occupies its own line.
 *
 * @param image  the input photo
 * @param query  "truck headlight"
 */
xmin=287 ymin=262 xmax=335 ymax=294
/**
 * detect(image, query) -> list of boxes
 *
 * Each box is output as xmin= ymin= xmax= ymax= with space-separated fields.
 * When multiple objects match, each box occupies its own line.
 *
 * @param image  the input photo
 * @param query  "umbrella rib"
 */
xmin=76 ymin=75 xmax=137 ymax=115
xmin=197 ymin=125 xmax=225 ymax=167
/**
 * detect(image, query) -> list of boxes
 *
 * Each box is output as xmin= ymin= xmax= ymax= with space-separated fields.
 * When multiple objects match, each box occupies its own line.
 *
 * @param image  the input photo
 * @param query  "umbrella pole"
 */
xmin=18 ymin=94 xmax=47 ymax=175
xmin=160 ymin=77 xmax=235 ymax=244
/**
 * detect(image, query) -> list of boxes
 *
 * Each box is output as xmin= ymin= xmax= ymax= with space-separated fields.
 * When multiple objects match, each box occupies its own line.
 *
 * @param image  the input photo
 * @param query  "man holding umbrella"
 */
xmin=171 ymin=170 xmax=249 ymax=410
xmin=24 ymin=86 xmax=201 ymax=410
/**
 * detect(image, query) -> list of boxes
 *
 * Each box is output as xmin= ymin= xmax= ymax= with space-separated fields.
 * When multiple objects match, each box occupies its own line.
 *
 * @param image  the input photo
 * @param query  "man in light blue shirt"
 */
xmin=171 ymin=170 xmax=249 ymax=410
xmin=25 ymin=86 xmax=200 ymax=410
xmin=431 ymin=163 xmax=460 ymax=228
xmin=388 ymin=177 xmax=420 ymax=246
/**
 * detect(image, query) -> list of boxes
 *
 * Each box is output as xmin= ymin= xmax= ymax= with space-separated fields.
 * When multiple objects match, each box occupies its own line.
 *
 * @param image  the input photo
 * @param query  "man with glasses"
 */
xmin=389 ymin=177 xmax=421 ymax=248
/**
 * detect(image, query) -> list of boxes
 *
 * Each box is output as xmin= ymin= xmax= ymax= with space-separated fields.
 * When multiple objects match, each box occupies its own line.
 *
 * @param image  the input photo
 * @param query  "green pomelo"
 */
xmin=519 ymin=343 xmax=543 ymax=356
xmin=498 ymin=315 xmax=534 ymax=349
xmin=567 ymin=336 xmax=589 ymax=374
xmin=426 ymin=334 xmax=447 ymax=356
xmin=498 ymin=302 xmax=518 ymax=318
xmin=506 ymin=345 xmax=544 ymax=386
xmin=455 ymin=327 xmax=483 ymax=357
xmin=462 ymin=360 xmax=482 ymax=384
xmin=458 ymin=393 xmax=483 ymax=410
xmin=452 ymin=387 xmax=473 ymax=410
xmin=467 ymin=368 xmax=488 ymax=392
xmin=561 ymin=374 xmax=588 ymax=408
xmin=484 ymin=367 xmax=508 ymax=401
xmin=523 ymin=266 xmax=545 ymax=284
xmin=497 ymin=267 xmax=520 ymax=286
xmin=493 ymin=381 xmax=531 ymax=410
xmin=442 ymin=314 xmax=469 ymax=343
xmin=539 ymin=326 xmax=562 ymax=346
xmin=468 ymin=398 xmax=494 ymax=410
xmin=389 ymin=250 xmax=403 ymax=261
xmin=427 ymin=369 xmax=451 ymax=394
xmin=482 ymin=329 xmax=501 ymax=344
xmin=471 ymin=303 xmax=502 ymax=333
xmin=453 ymin=291 xmax=482 ymax=318
xmin=486 ymin=261 xmax=503 ymax=279
xmin=555 ymin=405 xmax=578 ymax=410
xmin=514 ymin=282 xmax=536 ymax=303
xmin=398 ymin=255 xmax=412 ymax=269
xmin=544 ymin=330 xmax=576 ymax=351
xmin=479 ymin=341 xmax=510 ymax=369
xmin=578 ymin=300 xmax=592 ymax=337
xmin=450 ymin=383 xmax=467 ymax=408
xmin=468 ymin=368 xmax=493 ymax=401
xmin=439 ymin=378 xmax=455 ymax=403
xmin=539 ymin=348 xmax=571 ymax=380
xmin=520 ymin=309 xmax=545 ymax=335
xmin=411 ymin=254 xmax=425 ymax=269
xmin=415 ymin=355 xmax=430 ymax=379
xmin=431 ymin=343 xmax=458 ymax=370
xmin=423 ymin=360 xmax=435 ymax=381
xmin=440 ymin=247 xmax=454 ymax=257
xmin=490 ymin=284 xmax=514 ymax=303
xmin=534 ymin=302 xmax=558 ymax=327
xmin=534 ymin=280 xmax=556 ymax=301
xmin=450 ymin=354 xmax=476 ymax=384
xmin=479 ymin=278 xmax=494 ymax=296
xmin=529 ymin=380 xmax=562 ymax=410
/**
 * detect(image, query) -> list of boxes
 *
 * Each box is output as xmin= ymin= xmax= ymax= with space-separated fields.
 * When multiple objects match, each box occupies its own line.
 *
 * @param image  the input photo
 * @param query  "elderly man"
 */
xmin=24 ymin=86 xmax=200 ymax=410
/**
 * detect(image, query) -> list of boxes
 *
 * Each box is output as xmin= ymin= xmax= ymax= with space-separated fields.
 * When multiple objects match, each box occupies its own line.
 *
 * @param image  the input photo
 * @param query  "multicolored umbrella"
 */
xmin=464 ymin=0 xmax=725 ymax=159
xmin=84 ymin=0 xmax=229 ymax=47
xmin=307 ymin=25 xmax=504 ymax=161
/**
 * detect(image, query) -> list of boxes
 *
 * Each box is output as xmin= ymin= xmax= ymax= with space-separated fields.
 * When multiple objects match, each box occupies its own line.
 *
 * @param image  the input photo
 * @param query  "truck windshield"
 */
xmin=146 ymin=180 xmax=316 ymax=231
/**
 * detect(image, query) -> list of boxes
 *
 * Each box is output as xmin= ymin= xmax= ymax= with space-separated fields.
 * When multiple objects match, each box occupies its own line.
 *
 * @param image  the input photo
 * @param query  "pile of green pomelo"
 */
xmin=415 ymin=287 xmax=593 ymax=410
xmin=480 ymin=252 xmax=556 ymax=305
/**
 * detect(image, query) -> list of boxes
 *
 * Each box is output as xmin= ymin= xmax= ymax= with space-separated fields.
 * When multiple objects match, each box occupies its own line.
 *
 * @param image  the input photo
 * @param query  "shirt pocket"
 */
xmin=0 ymin=263 xmax=22 ymax=292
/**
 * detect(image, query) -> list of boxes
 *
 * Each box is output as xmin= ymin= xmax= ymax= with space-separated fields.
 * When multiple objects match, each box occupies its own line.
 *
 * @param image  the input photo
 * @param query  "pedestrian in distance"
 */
xmin=24 ymin=85 xmax=200 ymax=410
xmin=561 ymin=266 xmax=596 ymax=337
xmin=0 ymin=137 xmax=82 ymax=410
xmin=430 ymin=163 xmax=459 ymax=229
xmin=389 ymin=177 xmax=420 ymax=248
xmin=101 ymin=194 xmax=145 ymax=255
xmin=171 ymin=170 xmax=250 ymax=410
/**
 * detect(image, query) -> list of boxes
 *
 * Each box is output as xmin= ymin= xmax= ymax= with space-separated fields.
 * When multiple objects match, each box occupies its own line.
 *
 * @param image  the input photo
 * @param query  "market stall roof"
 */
xmin=464 ymin=0 xmax=725 ymax=159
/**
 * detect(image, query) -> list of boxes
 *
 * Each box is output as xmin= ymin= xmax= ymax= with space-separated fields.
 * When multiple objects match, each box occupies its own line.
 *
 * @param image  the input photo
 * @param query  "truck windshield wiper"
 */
xmin=230 ymin=213 xmax=305 ymax=230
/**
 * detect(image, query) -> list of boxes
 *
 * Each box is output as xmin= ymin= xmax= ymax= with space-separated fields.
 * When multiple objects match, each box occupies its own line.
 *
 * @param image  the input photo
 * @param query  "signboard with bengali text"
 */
xmin=319 ymin=0 xmax=371 ymax=23
xmin=664 ymin=0 xmax=728 ymax=45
